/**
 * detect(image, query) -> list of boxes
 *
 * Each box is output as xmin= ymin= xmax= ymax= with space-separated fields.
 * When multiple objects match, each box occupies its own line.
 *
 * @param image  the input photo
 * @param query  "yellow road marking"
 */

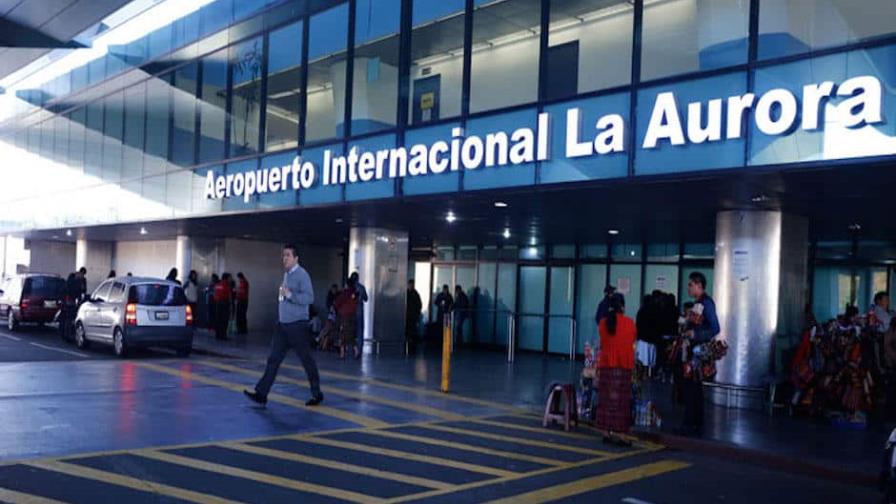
xmin=503 ymin=413 xmax=662 ymax=450
xmin=415 ymin=424 xmax=614 ymax=457
xmin=384 ymin=446 xmax=664 ymax=503
xmin=135 ymin=449 xmax=385 ymax=504
xmin=223 ymin=442 xmax=455 ymax=491
xmin=483 ymin=460 xmax=691 ymax=504
xmin=359 ymin=429 xmax=566 ymax=467
xmin=468 ymin=418 xmax=602 ymax=442
xmin=25 ymin=460 xmax=241 ymax=504
xmin=270 ymin=360 xmax=521 ymax=412
xmin=291 ymin=435 xmax=517 ymax=478
xmin=196 ymin=360 xmax=467 ymax=421
xmin=0 ymin=487 xmax=68 ymax=504
xmin=137 ymin=362 xmax=389 ymax=429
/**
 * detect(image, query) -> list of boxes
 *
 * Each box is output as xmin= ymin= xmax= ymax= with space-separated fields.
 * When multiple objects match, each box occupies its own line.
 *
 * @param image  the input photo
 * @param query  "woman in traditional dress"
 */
xmin=596 ymin=296 xmax=637 ymax=445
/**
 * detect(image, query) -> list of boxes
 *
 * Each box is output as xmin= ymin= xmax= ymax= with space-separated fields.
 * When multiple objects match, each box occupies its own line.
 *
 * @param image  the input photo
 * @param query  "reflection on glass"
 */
xmin=409 ymin=0 xmax=465 ymax=124
xmin=230 ymin=36 xmax=263 ymax=157
xmin=641 ymin=0 xmax=749 ymax=81
xmin=171 ymin=62 xmax=198 ymax=167
xmin=546 ymin=0 xmax=632 ymax=100
xmin=470 ymin=0 xmax=541 ymax=113
xmin=103 ymin=91 xmax=124 ymax=183
xmin=145 ymin=74 xmax=172 ymax=176
xmin=265 ymin=21 xmax=303 ymax=152
xmin=199 ymin=49 xmax=228 ymax=164
xmin=759 ymin=0 xmax=896 ymax=60
xmin=85 ymin=100 xmax=104 ymax=178
xmin=123 ymin=83 xmax=146 ymax=181
xmin=306 ymin=3 xmax=349 ymax=143
xmin=576 ymin=264 xmax=607 ymax=352
xmin=352 ymin=0 xmax=400 ymax=135
xmin=519 ymin=266 xmax=546 ymax=351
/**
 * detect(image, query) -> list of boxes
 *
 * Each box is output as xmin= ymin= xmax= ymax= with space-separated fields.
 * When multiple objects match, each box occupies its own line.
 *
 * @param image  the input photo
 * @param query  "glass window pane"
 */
xmin=257 ymin=150 xmax=299 ymax=209
xmin=475 ymin=262 xmax=497 ymax=344
xmin=611 ymin=243 xmax=642 ymax=262
xmin=645 ymin=264 xmax=679 ymax=298
xmin=199 ymin=49 xmax=228 ymax=164
xmin=759 ymin=0 xmax=896 ymax=60
xmin=812 ymin=266 xmax=852 ymax=322
xmin=306 ymin=3 xmax=349 ymax=143
xmin=641 ymin=0 xmax=749 ymax=81
xmin=436 ymin=246 xmax=455 ymax=261
xmin=123 ymin=83 xmax=146 ymax=181
xmin=496 ymin=262 xmax=517 ymax=346
xmin=265 ymin=21 xmax=303 ymax=152
xmin=345 ymin=133 xmax=396 ymax=200
xmin=683 ymin=242 xmax=714 ymax=259
xmin=68 ymin=108 xmax=86 ymax=174
xmin=230 ymin=37 xmax=263 ymax=157
xmin=581 ymin=244 xmax=608 ymax=259
xmin=547 ymin=0 xmax=632 ymax=99
xmin=457 ymin=246 xmax=477 ymax=261
xmin=171 ymin=62 xmax=198 ymax=167
xmin=470 ymin=0 xmax=541 ymax=113
xmin=402 ymin=122 xmax=461 ymax=195
xmin=547 ymin=266 xmax=574 ymax=355
xmin=299 ymin=142 xmax=343 ymax=205
xmin=609 ymin=263 xmax=642 ymax=316
xmin=222 ymin=158 xmax=260 ymax=212
xmin=576 ymin=264 xmax=607 ymax=353
xmin=463 ymin=108 xmax=537 ymax=190
xmin=519 ymin=246 xmax=545 ymax=261
xmin=351 ymin=0 xmax=400 ymax=135
xmin=647 ymin=243 xmax=679 ymax=262
xmin=84 ymin=101 xmax=104 ymax=178
xmin=103 ymin=92 xmax=124 ymax=183
xmin=409 ymin=0 xmax=465 ymax=125
xmin=519 ymin=266 xmax=546 ymax=351
xmin=145 ymin=75 xmax=171 ymax=176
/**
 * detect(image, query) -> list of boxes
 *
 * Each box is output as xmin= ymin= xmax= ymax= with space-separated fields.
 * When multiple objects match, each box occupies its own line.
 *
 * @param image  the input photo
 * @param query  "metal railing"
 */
xmin=517 ymin=313 xmax=577 ymax=361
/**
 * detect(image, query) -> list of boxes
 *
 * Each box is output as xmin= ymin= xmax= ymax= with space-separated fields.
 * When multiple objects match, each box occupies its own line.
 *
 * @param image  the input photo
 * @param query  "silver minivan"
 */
xmin=74 ymin=277 xmax=193 ymax=357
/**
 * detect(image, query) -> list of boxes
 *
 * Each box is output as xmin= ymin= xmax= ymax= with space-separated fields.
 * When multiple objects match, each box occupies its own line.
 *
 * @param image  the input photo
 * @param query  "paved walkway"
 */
xmin=191 ymin=330 xmax=887 ymax=485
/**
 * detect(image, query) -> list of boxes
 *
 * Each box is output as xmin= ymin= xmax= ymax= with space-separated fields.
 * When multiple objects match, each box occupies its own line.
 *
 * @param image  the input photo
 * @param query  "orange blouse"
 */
xmin=598 ymin=315 xmax=636 ymax=370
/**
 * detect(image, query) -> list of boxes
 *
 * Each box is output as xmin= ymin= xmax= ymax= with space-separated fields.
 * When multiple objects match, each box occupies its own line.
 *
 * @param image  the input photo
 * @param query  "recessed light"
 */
xmin=139 ymin=226 xmax=148 ymax=235
xmin=52 ymin=235 xmax=59 ymax=239
xmin=65 ymin=229 xmax=72 ymax=237
xmin=529 ymin=237 xmax=537 ymax=246
xmin=751 ymin=194 xmax=770 ymax=203
xmin=446 ymin=212 xmax=457 ymax=223
xmin=335 ymin=218 xmax=344 ymax=223
xmin=608 ymin=229 xmax=620 ymax=235
xmin=848 ymin=223 xmax=862 ymax=231
xmin=630 ymin=250 xmax=636 ymax=257
xmin=502 ymin=228 xmax=511 ymax=239
xmin=494 ymin=201 xmax=508 ymax=208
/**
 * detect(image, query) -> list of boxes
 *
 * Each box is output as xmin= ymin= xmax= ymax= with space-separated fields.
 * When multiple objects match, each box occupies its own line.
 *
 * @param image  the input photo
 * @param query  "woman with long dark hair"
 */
xmin=597 ymin=295 xmax=636 ymax=445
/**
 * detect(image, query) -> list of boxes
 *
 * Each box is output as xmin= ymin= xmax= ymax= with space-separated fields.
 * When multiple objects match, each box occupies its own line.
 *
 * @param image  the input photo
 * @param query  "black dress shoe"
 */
xmin=306 ymin=393 xmax=324 ymax=406
xmin=243 ymin=389 xmax=267 ymax=406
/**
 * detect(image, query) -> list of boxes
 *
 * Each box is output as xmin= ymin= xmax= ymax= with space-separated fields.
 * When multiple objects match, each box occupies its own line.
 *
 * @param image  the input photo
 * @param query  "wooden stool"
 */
xmin=543 ymin=383 xmax=578 ymax=431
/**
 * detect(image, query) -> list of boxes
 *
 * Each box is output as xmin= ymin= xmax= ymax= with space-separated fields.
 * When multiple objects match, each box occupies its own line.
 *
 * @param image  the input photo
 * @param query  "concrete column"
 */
xmin=75 ymin=238 xmax=113 ymax=292
xmin=348 ymin=228 xmax=409 ymax=354
xmin=712 ymin=211 xmax=808 ymax=408
xmin=175 ymin=235 xmax=192 ymax=283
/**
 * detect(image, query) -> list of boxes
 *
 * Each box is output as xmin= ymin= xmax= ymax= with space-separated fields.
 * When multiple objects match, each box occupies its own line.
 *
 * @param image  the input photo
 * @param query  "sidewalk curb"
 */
xmin=633 ymin=430 xmax=878 ymax=487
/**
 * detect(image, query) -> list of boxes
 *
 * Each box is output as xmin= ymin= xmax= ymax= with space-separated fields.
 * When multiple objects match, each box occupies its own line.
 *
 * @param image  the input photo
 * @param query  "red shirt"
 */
xmin=236 ymin=279 xmax=249 ymax=302
xmin=598 ymin=315 xmax=636 ymax=370
xmin=213 ymin=281 xmax=232 ymax=303
xmin=334 ymin=288 xmax=358 ymax=318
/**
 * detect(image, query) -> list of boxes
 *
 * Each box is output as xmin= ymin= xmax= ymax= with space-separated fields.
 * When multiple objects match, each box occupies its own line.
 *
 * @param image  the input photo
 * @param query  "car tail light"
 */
xmin=19 ymin=299 xmax=28 ymax=310
xmin=185 ymin=304 xmax=193 ymax=326
xmin=126 ymin=303 xmax=138 ymax=326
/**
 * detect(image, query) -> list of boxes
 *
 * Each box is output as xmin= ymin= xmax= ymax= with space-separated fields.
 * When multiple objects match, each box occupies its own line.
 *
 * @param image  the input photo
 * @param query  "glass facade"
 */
xmin=0 ymin=0 xmax=895 ymax=233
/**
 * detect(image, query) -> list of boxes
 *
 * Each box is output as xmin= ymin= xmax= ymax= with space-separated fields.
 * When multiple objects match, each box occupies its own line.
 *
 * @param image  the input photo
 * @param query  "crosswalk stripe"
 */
xmin=272 ymin=361 xmax=521 ymax=412
xmin=196 ymin=360 xmax=467 ymax=421
xmin=291 ymin=435 xmax=517 ymax=478
xmin=504 ymin=413 xmax=661 ymax=450
xmin=135 ymin=449 xmax=386 ymax=503
xmin=24 ymin=460 xmax=242 ymax=504
xmin=481 ymin=460 xmax=691 ymax=503
xmin=0 ymin=487 xmax=68 ymax=504
xmin=416 ymin=424 xmax=613 ymax=457
xmin=137 ymin=362 xmax=389 ymax=429
xmin=223 ymin=442 xmax=455 ymax=491
xmin=384 ymin=448 xmax=665 ymax=503
xmin=467 ymin=418 xmax=603 ymax=442
xmin=358 ymin=430 xmax=566 ymax=467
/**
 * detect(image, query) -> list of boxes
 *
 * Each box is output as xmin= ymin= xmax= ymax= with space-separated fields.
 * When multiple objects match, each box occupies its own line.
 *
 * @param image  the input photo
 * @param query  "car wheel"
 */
xmin=113 ymin=328 xmax=128 ymax=358
xmin=176 ymin=347 xmax=192 ymax=358
xmin=74 ymin=323 xmax=89 ymax=349
xmin=6 ymin=309 xmax=17 ymax=332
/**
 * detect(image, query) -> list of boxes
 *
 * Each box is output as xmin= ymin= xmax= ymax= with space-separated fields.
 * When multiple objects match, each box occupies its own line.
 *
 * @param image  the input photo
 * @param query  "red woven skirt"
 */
xmin=596 ymin=367 xmax=633 ymax=434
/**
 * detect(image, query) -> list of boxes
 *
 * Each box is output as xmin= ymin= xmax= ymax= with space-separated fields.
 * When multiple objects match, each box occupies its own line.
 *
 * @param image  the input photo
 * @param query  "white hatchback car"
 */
xmin=74 ymin=277 xmax=193 ymax=357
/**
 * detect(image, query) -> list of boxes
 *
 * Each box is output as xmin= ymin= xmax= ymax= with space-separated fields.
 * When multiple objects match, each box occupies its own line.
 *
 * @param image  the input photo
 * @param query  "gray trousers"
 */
xmin=255 ymin=321 xmax=321 ymax=398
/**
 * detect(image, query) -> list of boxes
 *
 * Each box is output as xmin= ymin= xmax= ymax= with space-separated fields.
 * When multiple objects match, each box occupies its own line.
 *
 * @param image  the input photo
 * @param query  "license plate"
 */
xmin=154 ymin=311 xmax=169 ymax=321
xmin=44 ymin=300 xmax=57 ymax=308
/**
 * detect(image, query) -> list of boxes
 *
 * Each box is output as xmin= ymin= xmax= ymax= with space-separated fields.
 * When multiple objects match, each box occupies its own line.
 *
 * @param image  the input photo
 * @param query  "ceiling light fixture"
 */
xmin=65 ymin=229 xmax=72 ymax=237
xmin=139 ymin=226 xmax=148 ymax=235
xmin=494 ymin=201 xmax=508 ymax=208
xmin=608 ymin=229 xmax=620 ymax=235
xmin=848 ymin=223 xmax=862 ymax=232
xmin=446 ymin=212 xmax=457 ymax=223
xmin=751 ymin=194 xmax=770 ymax=203
xmin=503 ymin=228 xmax=511 ymax=239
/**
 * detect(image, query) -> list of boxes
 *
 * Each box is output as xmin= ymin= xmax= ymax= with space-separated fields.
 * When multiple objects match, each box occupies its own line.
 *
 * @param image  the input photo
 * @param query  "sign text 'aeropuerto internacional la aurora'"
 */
xmin=205 ymin=75 xmax=884 ymax=202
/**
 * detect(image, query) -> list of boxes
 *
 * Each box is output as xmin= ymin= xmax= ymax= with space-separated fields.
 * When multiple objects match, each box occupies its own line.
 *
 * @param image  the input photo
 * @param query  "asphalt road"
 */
xmin=0 ymin=324 xmax=181 ymax=361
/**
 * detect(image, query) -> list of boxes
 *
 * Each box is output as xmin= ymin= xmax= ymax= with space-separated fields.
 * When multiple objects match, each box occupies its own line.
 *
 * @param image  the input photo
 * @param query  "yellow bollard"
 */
xmin=441 ymin=316 xmax=452 ymax=393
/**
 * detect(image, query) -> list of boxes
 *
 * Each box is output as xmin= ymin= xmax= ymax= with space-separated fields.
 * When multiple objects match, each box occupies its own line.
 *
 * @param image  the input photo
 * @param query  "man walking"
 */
xmin=244 ymin=244 xmax=323 ymax=407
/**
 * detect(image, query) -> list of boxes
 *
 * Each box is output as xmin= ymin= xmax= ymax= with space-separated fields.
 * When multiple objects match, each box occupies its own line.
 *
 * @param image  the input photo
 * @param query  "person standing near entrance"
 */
xmin=335 ymin=277 xmax=360 ymax=359
xmin=597 ymin=296 xmax=636 ymax=445
xmin=679 ymin=271 xmax=720 ymax=435
xmin=183 ymin=270 xmax=199 ymax=322
xmin=406 ymin=279 xmax=422 ymax=348
xmin=435 ymin=285 xmax=453 ymax=325
xmin=213 ymin=273 xmax=233 ymax=340
xmin=349 ymin=272 xmax=368 ymax=357
xmin=595 ymin=285 xmax=624 ymax=326
xmin=236 ymin=272 xmax=250 ymax=335
xmin=244 ymin=244 xmax=323 ymax=407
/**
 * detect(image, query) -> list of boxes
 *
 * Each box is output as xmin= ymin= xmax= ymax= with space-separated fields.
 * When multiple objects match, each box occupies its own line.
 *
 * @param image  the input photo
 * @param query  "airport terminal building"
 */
xmin=2 ymin=0 xmax=896 ymax=405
